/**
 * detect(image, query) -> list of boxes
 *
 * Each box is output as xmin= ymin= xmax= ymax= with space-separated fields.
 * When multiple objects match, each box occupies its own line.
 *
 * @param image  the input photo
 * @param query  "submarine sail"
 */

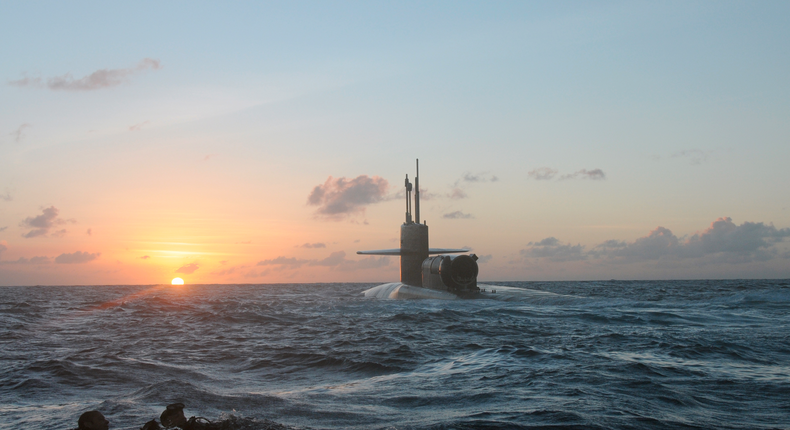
xmin=357 ymin=159 xmax=480 ymax=298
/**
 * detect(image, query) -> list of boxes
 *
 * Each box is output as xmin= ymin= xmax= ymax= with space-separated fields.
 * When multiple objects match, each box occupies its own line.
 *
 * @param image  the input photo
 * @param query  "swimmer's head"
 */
xmin=160 ymin=403 xmax=187 ymax=428
xmin=78 ymin=411 xmax=109 ymax=430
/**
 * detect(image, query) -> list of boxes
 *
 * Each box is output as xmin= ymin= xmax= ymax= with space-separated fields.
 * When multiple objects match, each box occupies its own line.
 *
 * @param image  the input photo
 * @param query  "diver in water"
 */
xmin=76 ymin=411 xmax=109 ymax=430
xmin=141 ymin=403 xmax=214 ymax=430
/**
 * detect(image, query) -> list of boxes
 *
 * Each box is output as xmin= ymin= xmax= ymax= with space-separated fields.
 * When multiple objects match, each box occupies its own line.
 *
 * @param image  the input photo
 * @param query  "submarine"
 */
xmin=358 ymin=160 xmax=486 ymax=300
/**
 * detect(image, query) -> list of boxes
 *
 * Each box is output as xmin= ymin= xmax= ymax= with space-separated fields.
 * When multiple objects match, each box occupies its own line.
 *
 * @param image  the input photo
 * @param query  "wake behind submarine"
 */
xmin=358 ymin=160 xmax=492 ymax=300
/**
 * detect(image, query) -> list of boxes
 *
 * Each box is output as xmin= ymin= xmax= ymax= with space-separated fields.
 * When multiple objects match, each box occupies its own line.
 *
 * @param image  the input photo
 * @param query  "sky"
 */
xmin=1 ymin=1 xmax=789 ymax=285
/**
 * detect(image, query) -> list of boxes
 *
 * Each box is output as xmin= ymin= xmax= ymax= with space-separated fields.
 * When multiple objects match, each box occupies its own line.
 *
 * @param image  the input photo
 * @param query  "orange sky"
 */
xmin=2 ymin=2 xmax=790 ymax=285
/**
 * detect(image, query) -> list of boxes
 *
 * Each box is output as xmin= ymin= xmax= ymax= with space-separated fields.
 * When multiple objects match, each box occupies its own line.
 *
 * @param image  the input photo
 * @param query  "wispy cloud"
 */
xmin=175 ymin=263 xmax=200 ymax=274
xmin=559 ymin=169 xmax=606 ymax=180
xmin=521 ymin=237 xmax=586 ymax=262
xmin=299 ymin=242 xmax=326 ymax=248
xmin=443 ymin=211 xmax=474 ymax=219
xmin=256 ymin=251 xmax=391 ymax=272
xmin=51 ymin=229 xmax=68 ymax=238
xmin=10 ymin=124 xmax=32 ymax=143
xmin=1 ymin=189 xmax=11 ymax=202
xmin=55 ymin=251 xmax=100 ymax=264
xmin=9 ymin=58 xmax=162 ymax=91
xmin=211 ymin=265 xmax=249 ymax=276
xmin=140 ymin=255 xmax=151 ymax=260
xmin=0 ymin=226 xmax=7 ymax=232
xmin=308 ymin=175 xmax=389 ymax=219
xmin=527 ymin=167 xmax=558 ymax=181
xmin=522 ymin=217 xmax=790 ymax=265
xmin=528 ymin=167 xmax=606 ymax=181
xmin=671 ymin=149 xmax=711 ymax=165
xmin=460 ymin=172 xmax=498 ymax=183
xmin=448 ymin=188 xmax=467 ymax=199
xmin=0 ymin=241 xmax=66 ymax=265
xmin=20 ymin=206 xmax=74 ymax=238
xmin=257 ymin=256 xmax=309 ymax=267
xmin=128 ymin=121 xmax=150 ymax=131
xmin=0 ymin=256 xmax=52 ymax=265
xmin=477 ymin=254 xmax=492 ymax=263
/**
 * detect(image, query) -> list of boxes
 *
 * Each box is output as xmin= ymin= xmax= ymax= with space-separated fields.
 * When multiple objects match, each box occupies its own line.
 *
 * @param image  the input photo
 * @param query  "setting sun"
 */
xmin=171 ymin=278 xmax=184 ymax=285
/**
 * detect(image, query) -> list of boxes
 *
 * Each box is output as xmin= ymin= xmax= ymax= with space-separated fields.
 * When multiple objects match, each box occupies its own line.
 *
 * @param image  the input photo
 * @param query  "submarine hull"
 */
xmin=362 ymin=283 xmax=461 ymax=300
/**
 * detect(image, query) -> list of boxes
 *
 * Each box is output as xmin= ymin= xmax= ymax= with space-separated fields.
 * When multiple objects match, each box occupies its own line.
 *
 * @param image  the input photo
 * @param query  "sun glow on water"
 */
xmin=171 ymin=277 xmax=184 ymax=285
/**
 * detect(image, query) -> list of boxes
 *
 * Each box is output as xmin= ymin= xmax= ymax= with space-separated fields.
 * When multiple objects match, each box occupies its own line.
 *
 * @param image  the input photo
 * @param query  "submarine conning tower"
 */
xmin=401 ymin=159 xmax=429 ymax=286
xmin=357 ymin=159 xmax=479 ymax=293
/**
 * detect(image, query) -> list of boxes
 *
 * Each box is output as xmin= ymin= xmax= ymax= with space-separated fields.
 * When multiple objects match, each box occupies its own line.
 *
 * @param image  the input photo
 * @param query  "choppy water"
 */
xmin=1 ymin=280 xmax=789 ymax=429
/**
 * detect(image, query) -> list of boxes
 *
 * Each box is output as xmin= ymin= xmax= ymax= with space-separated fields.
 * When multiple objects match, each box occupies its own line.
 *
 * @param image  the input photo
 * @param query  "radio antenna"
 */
xmin=405 ymin=174 xmax=412 ymax=224
xmin=415 ymin=159 xmax=420 ymax=224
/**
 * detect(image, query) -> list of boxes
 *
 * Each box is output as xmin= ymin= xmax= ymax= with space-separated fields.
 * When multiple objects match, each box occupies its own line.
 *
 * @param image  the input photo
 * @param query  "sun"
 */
xmin=171 ymin=277 xmax=185 ymax=285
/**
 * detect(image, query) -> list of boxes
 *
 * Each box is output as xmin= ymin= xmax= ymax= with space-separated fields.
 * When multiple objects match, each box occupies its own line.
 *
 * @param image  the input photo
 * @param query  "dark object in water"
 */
xmin=141 ymin=419 xmax=161 ymax=430
xmin=160 ymin=403 xmax=188 ymax=428
xmin=157 ymin=403 xmax=216 ymax=430
xmin=76 ymin=411 xmax=109 ymax=430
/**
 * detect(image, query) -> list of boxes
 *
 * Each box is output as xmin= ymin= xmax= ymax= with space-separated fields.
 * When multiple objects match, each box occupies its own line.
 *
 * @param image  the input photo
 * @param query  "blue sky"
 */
xmin=1 ymin=1 xmax=789 ymax=284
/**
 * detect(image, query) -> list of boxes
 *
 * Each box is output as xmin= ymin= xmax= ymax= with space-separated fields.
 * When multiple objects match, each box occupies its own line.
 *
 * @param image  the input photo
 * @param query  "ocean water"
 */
xmin=1 ymin=280 xmax=789 ymax=429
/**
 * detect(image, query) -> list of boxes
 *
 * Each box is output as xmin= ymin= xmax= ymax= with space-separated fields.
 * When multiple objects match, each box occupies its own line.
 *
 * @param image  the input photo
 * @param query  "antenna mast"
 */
xmin=405 ymin=174 xmax=412 ymax=224
xmin=415 ymin=159 xmax=420 ymax=224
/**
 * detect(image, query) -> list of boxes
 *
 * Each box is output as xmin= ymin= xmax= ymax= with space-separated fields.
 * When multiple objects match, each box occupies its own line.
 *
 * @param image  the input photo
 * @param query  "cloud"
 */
xmin=528 ymin=167 xmax=606 ymax=181
xmin=86 ymin=228 xmax=92 ymax=236
xmin=299 ymin=242 xmax=326 ymax=248
xmin=0 ymin=226 xmax=7 ymax=232
xmin=211 ymin=265 xmax=249 ymax=276
xmin=55 ymin=251 xmax=100 ymax=264
xmin=560 ymin=169 xmax=606 ymax=180
xmin=28 ymin=256 xmax=50 ymax=264
xmin=528 ymin=167 xmax=558 ymax=181
xmin=140 ymin=255 xmax=151 ymax=260
xmin=175 ymin=263 xmax=200 ymax=274
xmin=448 ymin=188 xmax=467 ymax=199
xmin=52 ymin=229 xmax=68 ymax=238
xmin=1 ymin=189 xmax=11 ymax=201
xmin=461 ymin=172 xmax=498 ymax=183
xmin=9 ymin=58 xmax=162 ymax=91
xmin=672 ymin=149 xmax=710 ymax=165
xmin=20 ymin=206 xmax=72 ymax=238
xmin=592 ymin=218 xmax=790 ymax=263
xmin=256 ymin=251 xmax=391 ymax=272
xmin=524 ymin=218 xmax=790 ymax=266
xmin=337 ymin=255 xmax=391 ymax=271
xmin=477 ymin=254 xmax=493 ymax=263
xmin=521 ymin=237 xmax=586 ymax=262
xmin=312 ymin=251 xmax=346 ymax=266
xmin=245 ymin=268 xmax=271 ymax=278
xmin=0 ymin=256 xmax=51 ymax=265
xmin=683 ymin=217 xmax=790 ymax=258
xmin=308 ymin=175 xmax=389 ymax=219
xmin=257 ymin=256 xmax=309 ymax=267
xmin=10 ymin=124 xmax=32 ymax=143
xmin=435 ymin=172 xmax=499 ymax=202
xmin=600 ymin=226 xmax=679 ymax=260
xmin=128 ymin=121 xmax=150 ymax=131
xmin=443 ymin=211 xmax=474 ymax=219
